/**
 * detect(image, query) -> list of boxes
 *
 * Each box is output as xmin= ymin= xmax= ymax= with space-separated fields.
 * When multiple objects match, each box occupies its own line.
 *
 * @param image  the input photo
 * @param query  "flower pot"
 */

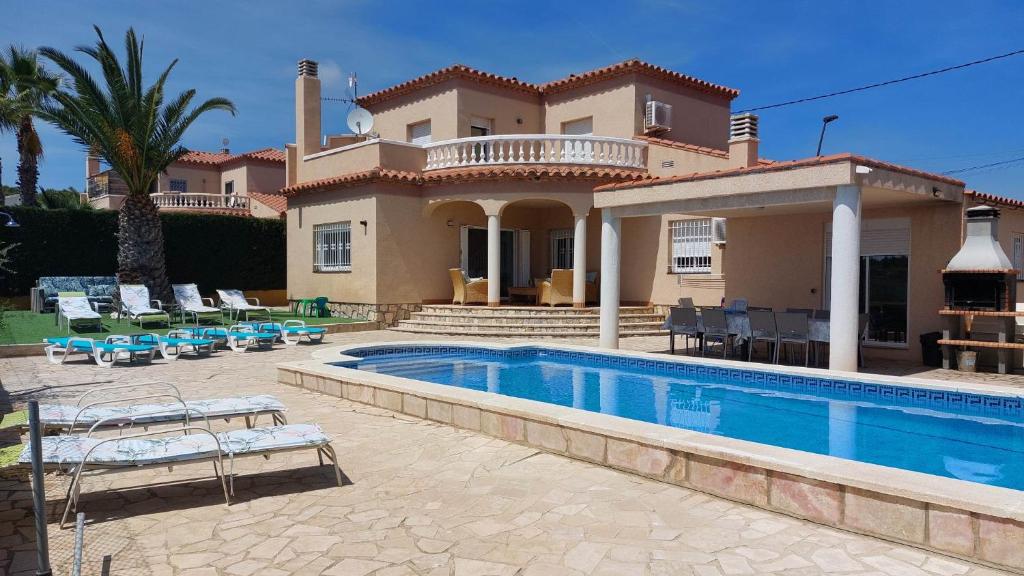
xmin=957 ymin=350 xmax=977 ymax=373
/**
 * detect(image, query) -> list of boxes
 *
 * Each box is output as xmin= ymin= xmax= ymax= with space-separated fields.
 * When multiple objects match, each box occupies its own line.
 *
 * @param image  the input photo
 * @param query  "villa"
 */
xmin=280 ymin=58 xmax=1024 ymax=372
xmin=86 ymin=146 xmax=288 ymax=218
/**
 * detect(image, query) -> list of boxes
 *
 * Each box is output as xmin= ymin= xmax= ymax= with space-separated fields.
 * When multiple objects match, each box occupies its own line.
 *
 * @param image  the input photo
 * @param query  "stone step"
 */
xmin=396 ymin=319 xmax=666 ymax=333
xmin=390 ymin=323 xmax=668 ymax=338
xmin=418 ymin=305 xmax=655 ymax=317
xmin=407 ymin=312 xmax=665 ymax=326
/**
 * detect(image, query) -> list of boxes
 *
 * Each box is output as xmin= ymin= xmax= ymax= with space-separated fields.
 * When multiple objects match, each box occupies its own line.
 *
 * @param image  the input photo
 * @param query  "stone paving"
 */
xmin=0 ymin=330 xmax=1016 ymax=575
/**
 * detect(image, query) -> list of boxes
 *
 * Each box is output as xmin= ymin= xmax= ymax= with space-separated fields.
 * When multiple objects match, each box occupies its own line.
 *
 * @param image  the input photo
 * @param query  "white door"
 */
xmin=561 ymin=117 xmax=593 ymax=161
xmin=409 ymin=121 xmax=432 ymax=145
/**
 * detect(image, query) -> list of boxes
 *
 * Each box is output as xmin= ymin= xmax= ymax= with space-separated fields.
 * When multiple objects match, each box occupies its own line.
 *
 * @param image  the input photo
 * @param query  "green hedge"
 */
xmin=0 ymin=206 xmax=285 ymax=297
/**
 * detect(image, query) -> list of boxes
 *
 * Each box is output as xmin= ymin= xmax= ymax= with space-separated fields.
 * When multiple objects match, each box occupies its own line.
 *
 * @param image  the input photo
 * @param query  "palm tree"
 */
xmin=38 ymin=27 xmax=234 ymax=297
xmin=0 ymin=47 xmax=59 ymax=207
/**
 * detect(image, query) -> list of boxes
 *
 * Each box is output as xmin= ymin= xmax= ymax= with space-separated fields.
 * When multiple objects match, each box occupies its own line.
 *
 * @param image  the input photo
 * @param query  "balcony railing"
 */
xmin=424 ymin=135 xmax=647 ymax=171
xmin=151 ymin=193 xmax=250 ymax=210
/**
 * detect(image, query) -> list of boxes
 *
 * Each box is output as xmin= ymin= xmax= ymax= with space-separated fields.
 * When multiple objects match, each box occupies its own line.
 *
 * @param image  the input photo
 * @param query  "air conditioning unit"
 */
xmin=645 ymin=100 xmax=672 ymax=133
xmin=712 ymin=218 xmax=727 ymax=244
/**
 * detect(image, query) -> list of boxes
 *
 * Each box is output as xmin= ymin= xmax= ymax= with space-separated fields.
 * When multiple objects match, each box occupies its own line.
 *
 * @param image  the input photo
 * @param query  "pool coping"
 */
xmin=278 ymin=340 xmax=1024 ymax=571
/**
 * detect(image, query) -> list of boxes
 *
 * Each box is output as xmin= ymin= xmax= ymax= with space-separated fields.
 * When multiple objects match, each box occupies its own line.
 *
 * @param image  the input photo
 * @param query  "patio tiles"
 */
xmin=0 ymin=330 xmax=1017 ymax=575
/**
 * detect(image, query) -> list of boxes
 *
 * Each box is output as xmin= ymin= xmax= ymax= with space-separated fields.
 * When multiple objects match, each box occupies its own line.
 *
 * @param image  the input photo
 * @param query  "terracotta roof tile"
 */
xmin=237 ymin=148 xmax=286 ymax=163
xmin=357 ymin=59 xmax=738 ymax=108
xmin=965 ymin=189 xmax=1024 ymax=209
xmin=358 ymin=64 xmax=539 ymax=107
xmin=280 ymin=168 xmax=421 ymax=196
xmin=595 ymin=152 xmax=966 ymax=192
xmin=248 ymin=191 xmax=288 ymax=214
xmin=178 ymin=147 xmax=286 ymax=167
xmin=540 ymin=59 xmax=739 ymax=100
xmin=179 ymin=150 xmax=235 ymax=166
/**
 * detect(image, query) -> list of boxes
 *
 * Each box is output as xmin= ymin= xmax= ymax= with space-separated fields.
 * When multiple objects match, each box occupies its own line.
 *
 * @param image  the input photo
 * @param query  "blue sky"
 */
xmin=2 ymin=0 xmax=1023 ymax=196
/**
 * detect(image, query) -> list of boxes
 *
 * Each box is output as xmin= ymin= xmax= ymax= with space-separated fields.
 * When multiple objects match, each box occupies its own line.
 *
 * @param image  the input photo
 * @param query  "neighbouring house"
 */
xmin=282 ymin=57 xmax=1024 ymax=369
xmin=86 ymin=147 xmax=288 ymax=218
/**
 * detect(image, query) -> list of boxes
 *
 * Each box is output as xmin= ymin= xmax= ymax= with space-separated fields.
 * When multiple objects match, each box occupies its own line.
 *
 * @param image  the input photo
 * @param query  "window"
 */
xmin=550 ymin=229 xmax=573 ymax=270
xmin=314 ymin=222 xmax=351 ymax=272
xmin=470 ymin=116 xmax=492 ymax=160
xmin=561 ymin=117 xmax=593 ymax=161
xmin=408 ymin=121 xmax=431 ymax=145
xmin=224 ymin=180 xmax=234 ymax=195
xmin=1013 ymin=233 xmax=1024 ymax=281
xmin=169 ymin=179 xmax=188 ymax=193
xmin=670 ymin=219 xmax=712 ymax=273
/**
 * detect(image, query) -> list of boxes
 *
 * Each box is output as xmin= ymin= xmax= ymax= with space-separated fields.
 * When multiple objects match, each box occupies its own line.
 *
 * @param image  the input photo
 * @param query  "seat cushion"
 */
xmin=38 ymin=394 xmax=287 ymax=427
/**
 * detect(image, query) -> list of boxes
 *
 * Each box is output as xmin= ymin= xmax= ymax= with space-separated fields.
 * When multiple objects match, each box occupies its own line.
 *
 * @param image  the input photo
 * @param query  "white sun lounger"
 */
xmin=119 ymin=284 xmax=170 ymax=327
xmin=217 ymin=289 xmax=272 ymax=321
xmin=56 ymin=295 xmax=102 ymax=333
xmin=135 ymin=331 xmax=216 ymax=360
xmin=172 ymin=283 xmax=221 ymax=325
xmin=21 ymin=422 xmax=341 ymax=527
xmin=242 ymin=320 xmax=326 ymax=345
xmin=44 ymin=336 xmax=157 ymax=367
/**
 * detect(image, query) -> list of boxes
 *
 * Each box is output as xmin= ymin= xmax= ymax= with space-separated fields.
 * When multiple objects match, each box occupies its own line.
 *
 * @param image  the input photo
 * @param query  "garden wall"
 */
xmin=0 ymin=207 xmax=285 ymax=302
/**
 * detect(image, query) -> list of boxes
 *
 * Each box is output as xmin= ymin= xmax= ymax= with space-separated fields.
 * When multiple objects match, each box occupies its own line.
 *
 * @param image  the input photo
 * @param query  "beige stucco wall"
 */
xmin=456 ymin=81 xmax=543 ymax=137
xmin=365 ymin=83 xmax=460 ymax=142
xmin=220 ymin=165 xmax=247 ymax=196
xmin=543 ymin=77 xmax=637 ymax=138
xmin=645 ymin=142 xmax=730 ymax=177
xmin=633 ymin=76 xmax=732 ymax=150
xmin=620 ymin=214 xmax=725 ymax=306
xmin=243 ymin=162 xmax=286 ymax=194
xmin=300 ymin=142 xmax=426 ymax=183
xmin=159 ymin=164 xmax=220 ymax=194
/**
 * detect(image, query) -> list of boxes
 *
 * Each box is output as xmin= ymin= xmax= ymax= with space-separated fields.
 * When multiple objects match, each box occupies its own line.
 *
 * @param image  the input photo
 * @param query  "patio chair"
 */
xmin=667 ymin=306 xmax=701 ymax=355
xmin=813 ymin=309 xmax=831 ymax=320
xmin=172 ymin=283 xmax=221 ymax=325
xmin=43 ymin=336 xmax=157 ymax=368
xmin=747 ymin=309 xmax=778 ymax=362
xmin=678 ymin=297 xmax=694 ymax=308
xmin=776 ymin=312 xmax=810 ymax=366
xmin=217 ymin=289 xmax=272 ymax=321
xmin=729 ymin=298 xmax=749 ymax=313
xmin=21 ymin=421 xmax=342 ymax=528
xmin=539 ymin=269 xmax=574 ymax=307
xmin=56 ymin=294 xmax=103 ymax=334
xmin=119 ymin=284 xmax=170 ymax=327
xmin=245 ymin=320 xmax=326 ymax=345
xmin=701 ymin=308 xmax=732 ymax=357
xmin=785 ymin=308 xmax=813 ymax=316
xmin=30 ymin=383 xmax=287 ymax=434
xmin=227 ymin=324 xmax=279 ymax=351
xmin=450 ymin=269 xmax=488 ymax=305
xmin=135 ymin=330 xmax=216 ymax=361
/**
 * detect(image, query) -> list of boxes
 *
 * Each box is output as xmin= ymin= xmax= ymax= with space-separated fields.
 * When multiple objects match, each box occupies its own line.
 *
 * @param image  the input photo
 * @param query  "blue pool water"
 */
xmin=346 ymin=346 xmax=1024 ymax=490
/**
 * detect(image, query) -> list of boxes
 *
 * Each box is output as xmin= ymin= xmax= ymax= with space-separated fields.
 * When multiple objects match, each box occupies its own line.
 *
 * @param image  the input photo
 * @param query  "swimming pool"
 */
xmin=346 ymin=345 xmax=1024 ymax=490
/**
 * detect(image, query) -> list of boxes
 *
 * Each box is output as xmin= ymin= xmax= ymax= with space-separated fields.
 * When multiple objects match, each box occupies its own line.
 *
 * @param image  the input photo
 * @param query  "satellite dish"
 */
xmin=347 ymin=107 xmax=374 ymax=135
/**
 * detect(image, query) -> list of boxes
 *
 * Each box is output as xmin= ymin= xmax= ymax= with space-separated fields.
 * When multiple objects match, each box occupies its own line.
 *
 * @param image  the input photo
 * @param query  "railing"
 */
xmin=151 ymin=193 xmax=250 ymax=210
xmin=424 ymin=135 xmax=647 ymax=170
xmin=86 ymin=173 xmax=129 ymax=198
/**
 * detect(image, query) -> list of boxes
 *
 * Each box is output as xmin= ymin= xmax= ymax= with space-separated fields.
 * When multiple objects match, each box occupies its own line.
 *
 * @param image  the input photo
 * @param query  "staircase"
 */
xmin=391 ymin=305 xmax=668 ymax=338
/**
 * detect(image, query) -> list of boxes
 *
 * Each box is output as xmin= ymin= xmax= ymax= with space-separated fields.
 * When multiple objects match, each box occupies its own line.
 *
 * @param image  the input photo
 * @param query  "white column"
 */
xmin=487 ymin=213 xmax=501 ymax=306
xmin=572 ymin=367 xmax=586 ymax=409
xmin=572 ymin=213 xmax=588 ymax=307
xmin=599 ymin=209 xmax=621 ymax=349
xmin=599 ymin=370 xmax=618 ymax=415
xmin=829 ymin=185 xmax=861 ymax=372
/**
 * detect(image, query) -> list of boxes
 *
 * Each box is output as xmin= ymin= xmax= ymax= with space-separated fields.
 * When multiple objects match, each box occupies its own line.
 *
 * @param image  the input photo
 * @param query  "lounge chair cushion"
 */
xmin=44 ymin=337 xmax=153 ymax=354
xmin=37 ymin=394 xmax=286 ymax=427
xmin=58 ymin=297 xmax=101 ymax=319
xmin=20 ymin=423 xmax=328 ymax=466
xmin=218 ymin=289 xmax=266 ymax=310
xmin=120 ymin=285 xmax=164 ymax=315
xmin=173 ymin=284 xmax=220 ymax=313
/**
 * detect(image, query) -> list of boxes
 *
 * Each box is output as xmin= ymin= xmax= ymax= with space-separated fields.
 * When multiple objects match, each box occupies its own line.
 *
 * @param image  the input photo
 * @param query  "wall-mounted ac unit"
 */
xmin=712 ymin=217 xmax=727 ymax=244
xmin=645 ymin=100 xmax=672 ymax=133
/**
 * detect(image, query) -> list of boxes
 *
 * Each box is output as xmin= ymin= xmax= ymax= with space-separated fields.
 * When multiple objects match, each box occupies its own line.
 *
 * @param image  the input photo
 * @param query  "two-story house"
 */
xmin=282 ymin=58 xmax=1024 ymax=370
xmin=86 ymin=147 xmax=288 ymax=218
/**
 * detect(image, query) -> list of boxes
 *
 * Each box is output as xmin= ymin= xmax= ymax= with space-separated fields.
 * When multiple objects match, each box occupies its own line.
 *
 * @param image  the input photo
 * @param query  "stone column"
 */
xmin=487 ymin=213 xmax=501 ymax=306
xmin=599 ymin=209 xmax=621 ymax=349
xmin=573 ymin=212 xmax=588 ymax=307
xmin=829 ymin=185 xmax=861 ymax=372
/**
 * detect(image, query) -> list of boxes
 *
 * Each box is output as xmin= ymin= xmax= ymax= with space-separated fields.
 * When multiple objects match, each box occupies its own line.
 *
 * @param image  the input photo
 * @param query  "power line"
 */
xmin=942 ymin=155 xmax=1024 ymax=175
xmin=736 ymin=48 xmax=1024 ymax=113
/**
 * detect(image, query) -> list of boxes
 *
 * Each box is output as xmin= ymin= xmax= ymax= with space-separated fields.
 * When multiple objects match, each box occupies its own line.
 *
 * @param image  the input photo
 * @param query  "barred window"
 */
xmin=314 ymin=222 xmax=351 ymax=272
xmin=169 ymin=179 xmax=188 ymax=193
xmin=670 ymin=219 xmax=712 ymax=273
xmin=1014 ymin=233 xmax=1024 ymax=281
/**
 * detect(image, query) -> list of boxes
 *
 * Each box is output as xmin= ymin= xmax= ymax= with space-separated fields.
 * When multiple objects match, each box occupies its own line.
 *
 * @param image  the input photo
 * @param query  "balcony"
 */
xmin=150 ymin=193 xmax=250 ymax=211
xmin=423 ymin=135 xmax=647 ymax=171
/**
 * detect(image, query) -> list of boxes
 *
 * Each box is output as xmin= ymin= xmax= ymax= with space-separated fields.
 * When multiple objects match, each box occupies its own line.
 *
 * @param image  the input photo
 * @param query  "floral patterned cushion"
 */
xmin=20 ymin=424 xmax=328 ymax=466
xmin=173 ymin=284 xmax=219 ymax=312
xmin=38 ymin=394 xmax=287 ymax=427
xmin=39 ymin=276 xmax=118 ymax=298
xmin=120 ymin=284 xmax=162 ymax=315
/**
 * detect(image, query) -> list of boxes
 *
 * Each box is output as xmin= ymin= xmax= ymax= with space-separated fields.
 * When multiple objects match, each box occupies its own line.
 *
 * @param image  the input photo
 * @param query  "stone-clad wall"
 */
xmin=278 ymin=364 xmax=1024 ymax=573
xmin=327 ymin=302 xmax=422 ymax=328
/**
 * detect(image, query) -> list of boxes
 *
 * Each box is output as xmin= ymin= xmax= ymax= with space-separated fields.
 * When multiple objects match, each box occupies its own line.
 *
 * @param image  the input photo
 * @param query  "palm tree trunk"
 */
xmin=16 ymin=116 xmax=38 ymax=207
xmin=118 ymin=193 xmax=171 ymax=300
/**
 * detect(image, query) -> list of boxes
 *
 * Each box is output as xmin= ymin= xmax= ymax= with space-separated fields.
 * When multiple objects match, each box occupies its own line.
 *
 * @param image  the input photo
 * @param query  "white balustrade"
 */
xmin=423 ymin=135 xmax=647 ymax=170
xmin=150 ymin=193 xmax=250 ymax=210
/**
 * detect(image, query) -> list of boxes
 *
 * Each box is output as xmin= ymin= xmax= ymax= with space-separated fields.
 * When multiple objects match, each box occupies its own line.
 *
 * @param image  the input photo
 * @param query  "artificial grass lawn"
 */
xmin=0 ymin=310 xmax=357 ymax=346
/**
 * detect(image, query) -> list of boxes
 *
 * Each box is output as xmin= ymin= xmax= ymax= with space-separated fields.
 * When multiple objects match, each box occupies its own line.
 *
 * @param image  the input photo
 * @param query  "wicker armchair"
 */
xmin=450 ymin=269 xmax=488 ymax=305
xmin=539 ymin=269 xmax=574 ymax=306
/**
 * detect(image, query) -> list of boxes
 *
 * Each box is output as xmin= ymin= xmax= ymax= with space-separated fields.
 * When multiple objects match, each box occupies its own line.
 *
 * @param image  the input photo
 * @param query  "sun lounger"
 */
xmin=56 ymin=294 xmax=103 ymax=333
xmin=43 ymin=336 xmax=157 ymax=367
xmin=217 ymin=289 xmax=272 ymax=321
xmin=119 ymin=284 xmax=170 ymax=327
xmin=21 ymin=422 xmax=341 ymax=527
xmin=176 ymin=326 xmax=278 ymax=352
xmin=135 ymin=331 xmax=216 ymax=360
xmin=172 ymin=283 xmax=222 ymax=325
xmin=242 ymin=320 xmax=326 ymax=345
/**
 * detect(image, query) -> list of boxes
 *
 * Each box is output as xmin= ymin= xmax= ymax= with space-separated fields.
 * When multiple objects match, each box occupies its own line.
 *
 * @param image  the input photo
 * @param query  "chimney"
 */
xmin=86 ymin=155 xmax=101 ymax=178
xmin=296 ymin=59 xmax=322 ymax=160
xmin=946 ymin=206 xmax=1013 ymax=271
xmin=727 ymin=113 xmax=759 ymax=169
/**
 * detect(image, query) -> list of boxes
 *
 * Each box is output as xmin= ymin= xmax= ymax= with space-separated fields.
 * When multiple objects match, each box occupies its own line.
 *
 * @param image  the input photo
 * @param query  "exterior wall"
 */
xmin=722 ymin=203 xmax=964 ymax=362
xmin=543 ymin=77 xmax=637 ymax=138
xmin=300 ymin=141 xmax=426 ymax=183
xmin=456 ymin=82 xmax=543 ymax=137
xmin=243 ymin=162 xmax=286 ymax=194
xmin=249 ymin=198 xmax=284 ymax=219
xmin=158 ymin=164 xmax=220 ymax=194
xmin=365 ymin=83 xmax=460 ymax=142
xmin=633 ymin=76 xmax=732 ymax=150
xmin=286 ymin=187 xmax=380 ymax=304
xmin=621 ymin=214 xmax=725 ymax=306
xmin=645 ymin=142 xmax=730 ymax=177
xmin=220 ymin=165 xmax=247 ymax=196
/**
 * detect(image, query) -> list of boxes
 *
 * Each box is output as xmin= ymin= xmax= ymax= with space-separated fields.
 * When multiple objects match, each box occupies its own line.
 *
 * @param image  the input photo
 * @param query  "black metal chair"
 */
xmin=747 ymin=309 xmax=778 ymax=362
xmin=776 ymin=311 xmax=810 ymax=366
xmin=668 ymin=306 xmax=701 ymax=355
xmin=701 ymin=308 xmax=731 ymax=358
